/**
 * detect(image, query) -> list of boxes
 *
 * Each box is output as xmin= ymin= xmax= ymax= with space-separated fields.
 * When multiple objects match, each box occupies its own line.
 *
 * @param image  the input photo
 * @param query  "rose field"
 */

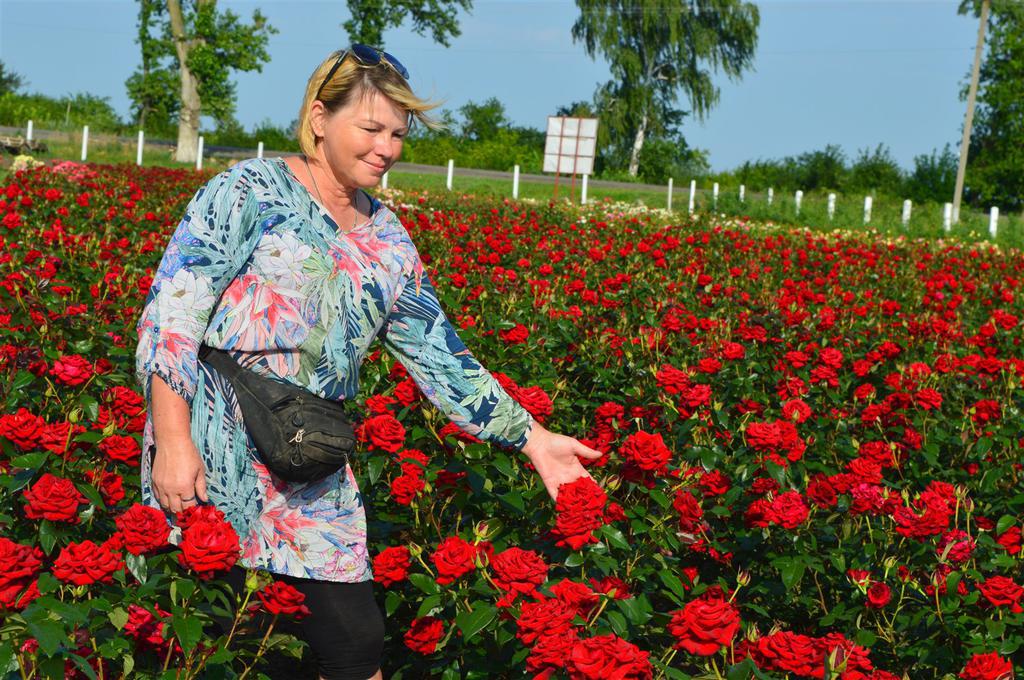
xmin=1 ymin=160 xmax=1024 ymax=679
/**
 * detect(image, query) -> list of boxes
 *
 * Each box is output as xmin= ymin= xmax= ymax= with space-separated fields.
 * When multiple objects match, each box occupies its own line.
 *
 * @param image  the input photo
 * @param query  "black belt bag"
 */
xmin=198 ymin=344 xmax=357 ymax=483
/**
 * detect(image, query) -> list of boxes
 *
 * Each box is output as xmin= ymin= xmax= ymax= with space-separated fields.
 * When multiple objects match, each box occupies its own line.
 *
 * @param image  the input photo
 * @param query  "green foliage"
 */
xmin=635 ymin=135 xmax=709 ymax=183
xmin=961 ymin=1 xmax=1024 ymax=211
xmin=905 ymin=144 xmax=957 ymax=204
xmin=0 ymin=91 xmax=127 ymax=133
xmin=845 ymin=144 xmax=903 ymax=195
xmin=459 ymin=97 xmax=509 ymax=141
xmin=571 ymin=0 xmax=759 ymax=176
xmin=343 ymin=0 xmax=472 ymax=48
xmin=125 ymin=0 xmax=277 ymax=131
xmin=0 ymin=60 xmax=27 ymax=95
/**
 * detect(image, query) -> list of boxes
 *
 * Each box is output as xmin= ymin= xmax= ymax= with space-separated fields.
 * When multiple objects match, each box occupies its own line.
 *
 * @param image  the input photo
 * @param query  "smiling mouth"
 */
xmin=364 ymin=160 xmax=387 ymax=171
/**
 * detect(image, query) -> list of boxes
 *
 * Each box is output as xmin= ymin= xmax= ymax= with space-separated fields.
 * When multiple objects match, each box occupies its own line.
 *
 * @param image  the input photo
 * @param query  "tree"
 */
xmin=572 ymin=0 xmax=759 ymax=177
xmin=126 ymin=1 xmax=276 ymax=162
xmin=905 ymin=145 xmax=958 ymax=204
xmin=959 ymin=0 xmax=1024 ymax=211
xmin=845 ymin=144 xmax=903 ymax=195
xmin=343 ymin=0 xmax=472 ymax=47
xmin=459 ymin=97 xmax=509 ymax=141
xmin=0 ymin=62 xmax=26 ymax=95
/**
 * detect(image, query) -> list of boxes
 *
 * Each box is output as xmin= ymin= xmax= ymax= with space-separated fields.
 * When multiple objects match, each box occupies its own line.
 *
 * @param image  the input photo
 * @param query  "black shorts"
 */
xmin=222 ymin=566 xmax=385 ymax=680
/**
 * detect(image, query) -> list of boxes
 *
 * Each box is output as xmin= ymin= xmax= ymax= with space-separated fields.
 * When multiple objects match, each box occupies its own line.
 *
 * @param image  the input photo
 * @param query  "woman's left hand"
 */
xmin=521 ymin=421 xmax=604 ymax=502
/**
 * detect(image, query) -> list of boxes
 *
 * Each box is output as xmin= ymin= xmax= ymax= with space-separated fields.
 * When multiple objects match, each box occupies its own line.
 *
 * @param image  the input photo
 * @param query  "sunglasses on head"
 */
xmin=314 ymin=44 xmax=410 ymax=101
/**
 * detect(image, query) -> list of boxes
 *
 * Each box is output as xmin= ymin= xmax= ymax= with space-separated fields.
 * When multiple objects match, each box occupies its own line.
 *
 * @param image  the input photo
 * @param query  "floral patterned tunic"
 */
xmin=135 ymin=156 xmax=533 ymax=582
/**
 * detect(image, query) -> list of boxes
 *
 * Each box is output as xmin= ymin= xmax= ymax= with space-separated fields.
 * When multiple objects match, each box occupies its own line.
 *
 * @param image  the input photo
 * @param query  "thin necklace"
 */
xmin=303 ymin=155 xmax=359 ymax=232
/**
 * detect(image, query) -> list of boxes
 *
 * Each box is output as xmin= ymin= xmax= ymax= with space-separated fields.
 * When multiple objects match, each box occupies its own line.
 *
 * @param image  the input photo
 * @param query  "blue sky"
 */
xmin=0 ymin=0 xmax=980 ymax=171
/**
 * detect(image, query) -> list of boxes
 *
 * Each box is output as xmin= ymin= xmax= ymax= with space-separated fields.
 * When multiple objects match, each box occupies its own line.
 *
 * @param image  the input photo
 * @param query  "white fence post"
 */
xmin=795 ymin=190 xmax=803 ymax=215
xmin=863 ymin=196 xmax=872 ymax=224
xmin=739 ymin=184 xmax=745 ymax=203
xmin=688 ymin=180 xmax=696 ymax=215
xmin=713 ymin=182 xmax=719 ymax=210
xmin=767 ymin=187 xmax=773 ymax=205
xmin=446 ymin=159 xmax=454 ymax=191
xmin=381 ymin=171 xmax=389 ymax=190
xmin=196 ymin=135 xmax=204 ymax=171
xmin=581 ymin=174 xmax=588 ymax=205
xmin=257 ymin=141 xmax=264 ymax=159
xmin=667 ymin=178 xmax=673 ymax=211
xmin=943 ymin=203 xmax=953 ymax=232
xmin=512 ymin=164 xmax=520 ymax=199
xmin=80 ymin=125 xmax=89 ymax=161
xmin=827 ymin=193 xmax=836 ymax=220
xmin=136 ymin=130 xmax=144 ymax=166
xmin=26 ymin=120 xmax=33 ymax=142
xmin=901 ymin=200 xmax=912 ymax=228
xmin=989 ymin=206 xmax=999 ymax=239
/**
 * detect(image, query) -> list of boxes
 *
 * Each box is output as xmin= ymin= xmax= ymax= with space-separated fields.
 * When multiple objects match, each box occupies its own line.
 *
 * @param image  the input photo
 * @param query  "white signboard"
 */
xmin=544 ymin=116 xmax=599 ymax=175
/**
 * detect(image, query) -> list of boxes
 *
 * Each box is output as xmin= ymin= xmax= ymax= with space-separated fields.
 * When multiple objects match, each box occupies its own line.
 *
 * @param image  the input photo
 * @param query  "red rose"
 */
xmin=866 ymin=582 xmax=892 ymax=608
xmin=769 ymin=491 xmax=809 ymax=530
xmin=390 ymin=473 xmax=425 ymax=506
xmin=257 ymin=581 xmax=311 ymax=619
xmin=393 ymin=378 xmax=421 ymax=407
xmin=499 ymin=323 xmax=529 ymax=344
xmin=0 ymin=537 xmax=43 ymax=611
xmin=96 ymin=470 xmax=125 ymax=506
xmin=567 ymin=633 xmax=652 ymax=680
xmin=655 ymin=365 xmax=691 ymax=394
xmin=554 ymin=476 xmax=608 ymax=550
xmin=807 ymin=474 xmax=837 ymax=509
xmin=620 ymin=431 xmax=672 ymax=475
xmin=996 ymin=526 xmax=1022 ymax=555
xmin=527 ymin=628 xmax=579 ymax=676
xmin=40 ymin=420 xmax=86 ymax=457
xmin=751 ymin=631 xmax=821 ymax=676
xmin=490 ymin=547 xmax=548 ymax=607
xmin=781 ymin=399 xmax=812 ymax=424
xmin=513 ymin=385 xmax=554 ymax=423
xmin=517 ymin=597 xmax=576 ymax=646
xmin=396 ymin=448 xmax=429 ymax=476
xmin=673 ymin=490 xmax=703 ymax=532
xmin=431 ymin=536 xmax=478 ymax=585
xmin=23 ymin=473 xmax=86 ymax=523
xmin=99 ymin=434 xmax=142 ymax=466
xmin=550 ymin=578 xmax=599 ymax=616
xmin=0 ymin=407 xmax=46 ymax=451
xmin=125 ymin=603 xmax=180 ymax=657
xmin=51 ymin=354 xmax=94 ymax=386
xmin=104 ymin=385 xmax=146 ymax=420
xmin=365 ymin=394 xmax=397 ymax=414
xmin=960 ymin=651 xmax=1014 ymax=680
xmin=53 ymin=540 xmax=124 ymax=586
xmin=360 ymin=414 xmax=406 ymax=453
xmin=177 ymin=510 xmax=240 ymax=580
xmin=404 ymin=616 xmax=444 ymax=654
xmin=698 ymin=470 xmax=731 ymax=497
xmin=938 ymin=530 xmax=975 ymax=564
xmin=115 ymin=504 xmax=171 ymax=556
xmin=977 ymin=575 xmax=1024 ymax=612
xmin=589 ymin=576 xmax=632 ymax=599
xmin=667 ymin=587 xmax=741 ymax=656
xmin=373 ymin=546 xmax=411 ymax=587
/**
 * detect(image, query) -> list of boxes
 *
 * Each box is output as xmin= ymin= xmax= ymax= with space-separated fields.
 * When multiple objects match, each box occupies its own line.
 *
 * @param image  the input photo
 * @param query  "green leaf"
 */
xmin=605 ymin=609 xmax=628 ymax=636
xmin=727 ymin=658 xmax=771 ymax=679
xmin=11 ymin=452 xmax=49 ymax=470
xmin=565 ymin=552 xmax=586 ymax=568
xmin=417 ymin=594 xmax=442 ymax=618
xmin=658 ymin=571 xmax=688 ymax=605
xmin=75 ymin=481 xmax=105 ymax=509
xmin=38 ymin=519 xmax=61 ymax=555
xmin=854 ymin=629 xmax=877 ymax=647
xmin=11 ymin=370 xmax=35 ymax=393
xmin=996 ymin=514 xmax=1017 ymax=535
xmin=385 ymin=590 xmax=402 ymax=616
xmin=368 ymin=454 xmax=387 ymax=486
xmin=0 ymin=641 xmax=15 ymax=675
xmin=109 ymin=607 xmax=130 ymax=631
xmin=779 ymin=559 xmax=806 ymax=591
xmin=409 ymin=573 xmax=440 ymax=595
xmin=125 ymin=553 xmax=147 ymax=584
xmin=80 ymin=394 xmax=99 ymax=422
xmin=999 ymin=638 xmax=1020 ymax=655
xmin=499 ymin=490 xmax=525 ymax=513
xmin=22 ymin=605 xmax=66 ymax=657
xmin=616 ymin=596 xmax=653 ymax=625
xmin=455 ymin=602 xmax=496 ymax=641
xmin=598 ymin=525 xmax=630 ymax=550
xmin=171 ymin=613 xmax=203 ymax=653
xmin=67 ymin=654 xmax=98 ymax=680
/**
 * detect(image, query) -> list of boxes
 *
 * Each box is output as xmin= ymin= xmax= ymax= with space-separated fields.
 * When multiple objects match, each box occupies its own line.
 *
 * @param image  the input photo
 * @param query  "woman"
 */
xmin=135 ymin=45 xmax=602 ymax=679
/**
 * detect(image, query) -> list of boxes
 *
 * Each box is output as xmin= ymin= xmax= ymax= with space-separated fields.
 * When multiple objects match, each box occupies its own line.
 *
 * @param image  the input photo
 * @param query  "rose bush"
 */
xmin=0 ymin=160 xmax=1021 ymax=677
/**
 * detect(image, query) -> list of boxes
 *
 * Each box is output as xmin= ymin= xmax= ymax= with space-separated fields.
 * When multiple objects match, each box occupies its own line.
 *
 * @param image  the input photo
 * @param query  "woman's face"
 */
xmin=312 ymin=88 xmax=409 ymax=190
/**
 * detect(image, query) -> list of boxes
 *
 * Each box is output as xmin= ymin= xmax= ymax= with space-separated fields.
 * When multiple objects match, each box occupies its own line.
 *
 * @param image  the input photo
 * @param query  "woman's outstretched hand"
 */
xmin=521 ymin=421 xmax=604 ymax=502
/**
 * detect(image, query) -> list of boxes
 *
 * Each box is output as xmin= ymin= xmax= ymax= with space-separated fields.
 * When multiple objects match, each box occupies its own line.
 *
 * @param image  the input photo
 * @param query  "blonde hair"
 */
xmin=296 ymin=50 xmax=445 ymax=157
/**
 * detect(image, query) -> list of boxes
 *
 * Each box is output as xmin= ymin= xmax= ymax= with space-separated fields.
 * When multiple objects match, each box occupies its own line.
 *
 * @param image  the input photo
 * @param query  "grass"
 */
xmin=5 ymin=135 xmax=1022 ymax=249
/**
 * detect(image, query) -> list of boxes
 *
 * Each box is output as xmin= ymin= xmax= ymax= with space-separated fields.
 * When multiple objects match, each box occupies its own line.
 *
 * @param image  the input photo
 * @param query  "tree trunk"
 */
xmin=627 ymin=112 xmax=648 ymax=178
xmin=167 ymin=0 xmax=203 ymax=163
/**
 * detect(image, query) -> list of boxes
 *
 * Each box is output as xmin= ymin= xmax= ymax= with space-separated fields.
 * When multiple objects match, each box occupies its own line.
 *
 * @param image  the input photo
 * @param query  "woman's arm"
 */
xmin=150 ymin=374 xmax=208 ymax=513
xmin=378 ymin=234 xmax=602 ymax=501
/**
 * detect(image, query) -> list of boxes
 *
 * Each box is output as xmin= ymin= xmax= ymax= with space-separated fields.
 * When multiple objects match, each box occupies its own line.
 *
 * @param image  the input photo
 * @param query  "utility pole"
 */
xmin=952 ymin=0 xmax=990 ymax=224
